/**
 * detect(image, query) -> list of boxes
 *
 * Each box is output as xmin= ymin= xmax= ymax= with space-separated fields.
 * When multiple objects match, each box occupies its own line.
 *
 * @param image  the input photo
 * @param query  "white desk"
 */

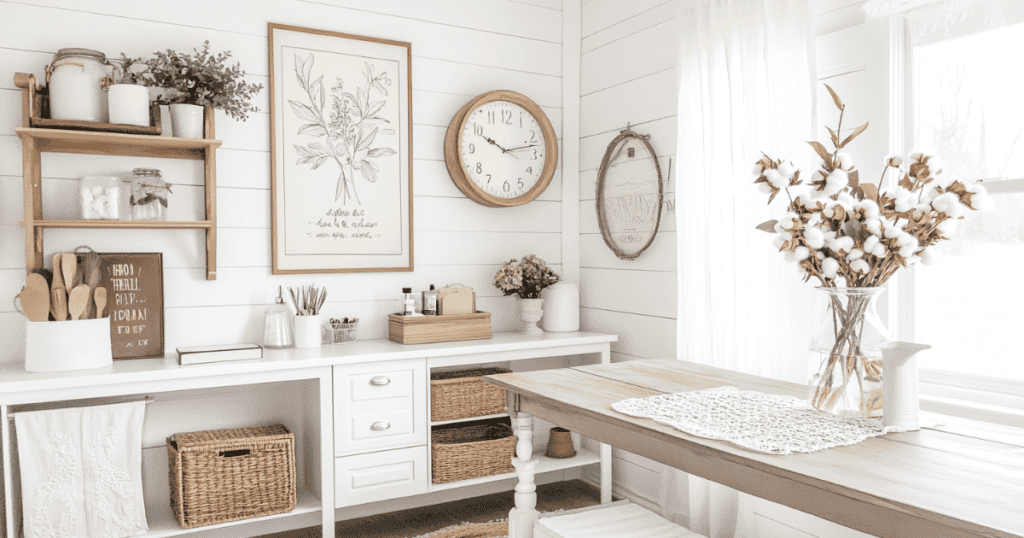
xmin=0 ymin=331 xmax=616 ymax=538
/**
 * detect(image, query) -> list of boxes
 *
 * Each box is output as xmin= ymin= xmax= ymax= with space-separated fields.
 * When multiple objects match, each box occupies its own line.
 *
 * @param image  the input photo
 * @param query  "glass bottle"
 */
xmin=130 ymin=168 xmax=169 ymax=221
xmin=263 ymin=286 xmax=293 ymax=348
xmin=402 ymin=287 xmax=416 ymax=315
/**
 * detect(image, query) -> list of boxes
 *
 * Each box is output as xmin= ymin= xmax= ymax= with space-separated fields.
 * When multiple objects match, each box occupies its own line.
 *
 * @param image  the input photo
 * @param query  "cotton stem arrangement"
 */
xmin=753 ymin=85 xmax=992 ymax=413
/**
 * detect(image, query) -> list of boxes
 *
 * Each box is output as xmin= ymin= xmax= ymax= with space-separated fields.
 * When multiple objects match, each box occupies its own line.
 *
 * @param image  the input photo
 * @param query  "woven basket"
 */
xmin=431 ymin=422 xmax=515 ymax=483
xmin=430 ymin=367 xmax=512 ymax=422
xmin=167 ymin=424 xmax=297 ymax=529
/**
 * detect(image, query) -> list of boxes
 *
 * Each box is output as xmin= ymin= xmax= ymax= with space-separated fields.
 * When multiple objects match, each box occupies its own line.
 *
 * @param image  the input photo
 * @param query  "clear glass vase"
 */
xmin=808 ymin=286 xmax=891 ymax=417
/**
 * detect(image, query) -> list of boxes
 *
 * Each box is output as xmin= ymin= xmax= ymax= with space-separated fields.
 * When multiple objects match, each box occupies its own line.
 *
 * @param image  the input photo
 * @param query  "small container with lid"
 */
xmin=47 ymin=48 xmax=109 ymax=122
xmin=402 ymin=287 xmax=416 ymax=315
xmin=130 ymin=168 xmax=170 ymax=221
xmin=80 ymin=175 xmax=125 ymax=220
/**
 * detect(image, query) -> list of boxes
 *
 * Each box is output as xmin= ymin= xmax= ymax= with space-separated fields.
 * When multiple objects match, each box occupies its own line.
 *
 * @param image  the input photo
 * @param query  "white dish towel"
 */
xmin=15 ymin=401 xmax=148 ymax=538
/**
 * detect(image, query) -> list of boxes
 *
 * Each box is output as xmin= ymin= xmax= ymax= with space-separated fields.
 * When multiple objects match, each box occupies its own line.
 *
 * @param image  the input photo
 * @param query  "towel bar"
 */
xmin=6 ymin=396 xmax=156 ymax=419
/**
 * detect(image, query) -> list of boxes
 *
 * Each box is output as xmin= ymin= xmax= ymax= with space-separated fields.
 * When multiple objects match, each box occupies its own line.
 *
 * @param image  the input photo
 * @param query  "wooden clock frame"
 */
xmin=444 ymin=90 xmax=558 ymax=207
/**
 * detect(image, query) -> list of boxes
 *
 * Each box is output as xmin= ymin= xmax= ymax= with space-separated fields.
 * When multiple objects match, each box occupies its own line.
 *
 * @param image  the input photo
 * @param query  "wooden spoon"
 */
xmin=51 ymin=254 xmax=66 ymax=319
xmin=20 ymin=274 xmax=50 ymax=322
xmin=68 ymin=285 xmax=90 ymax=321
xmin=94 ymin=287 xmax=107 ymax=319
xmin=61 ymin=253 xmax=77 ymax=297
xmin=51 ymin=288 xmax=68 ymax=321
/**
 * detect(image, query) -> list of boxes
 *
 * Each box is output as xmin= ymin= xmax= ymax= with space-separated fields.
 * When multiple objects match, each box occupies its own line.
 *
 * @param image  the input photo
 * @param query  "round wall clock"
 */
xmin=444 ymin=90 xmax=558 ymax=207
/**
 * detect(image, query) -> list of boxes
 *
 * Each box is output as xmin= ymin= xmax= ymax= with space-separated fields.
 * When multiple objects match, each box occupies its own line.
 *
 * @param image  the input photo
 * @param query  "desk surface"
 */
xmin=485 ymin=359 xmax=1024 ymax=538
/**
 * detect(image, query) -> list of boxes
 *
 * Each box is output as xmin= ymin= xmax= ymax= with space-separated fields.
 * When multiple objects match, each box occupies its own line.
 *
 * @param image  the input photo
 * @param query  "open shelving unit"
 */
xmin=13 ymin=73 xmax=222 ymax=280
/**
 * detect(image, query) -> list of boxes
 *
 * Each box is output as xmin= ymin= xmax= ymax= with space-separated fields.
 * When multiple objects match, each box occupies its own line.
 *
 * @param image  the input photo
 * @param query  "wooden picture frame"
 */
xmin=269 ymin=23 xmax=413 ymax=274
xmin=96 ymin=252 xmax=164 ymax=359
xmin=596 ymin=128 xmax=664 ymax=260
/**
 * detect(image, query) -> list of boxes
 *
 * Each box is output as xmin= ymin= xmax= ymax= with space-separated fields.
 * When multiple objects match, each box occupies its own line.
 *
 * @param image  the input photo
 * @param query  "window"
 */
xmin=903 ymin=8 xmax=1024 ymax=403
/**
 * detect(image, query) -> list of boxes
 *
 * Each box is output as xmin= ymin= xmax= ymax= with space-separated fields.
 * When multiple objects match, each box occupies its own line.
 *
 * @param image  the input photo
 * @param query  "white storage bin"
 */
xmin=25 ymin=318 xmax=113 ymax=373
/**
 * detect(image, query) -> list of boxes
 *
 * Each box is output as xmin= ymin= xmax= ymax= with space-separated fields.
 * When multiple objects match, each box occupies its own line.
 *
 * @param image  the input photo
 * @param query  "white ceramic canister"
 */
xmin=107 ymin=83 xmax=151 ymax=126
xmin=48 ymin=48 xmax=109 ymax=122
xmin=25 ymin=317 xmax=113 ymax=373
xmin=294 ymin=314 xmax=322 ymax=349
xmin=541 ymin=281 xmax=580 ymax=332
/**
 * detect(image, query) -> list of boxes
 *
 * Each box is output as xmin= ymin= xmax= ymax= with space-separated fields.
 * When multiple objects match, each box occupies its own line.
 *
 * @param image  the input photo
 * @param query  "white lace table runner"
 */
xmin=612 ymin=386 xmax=910 ymax=455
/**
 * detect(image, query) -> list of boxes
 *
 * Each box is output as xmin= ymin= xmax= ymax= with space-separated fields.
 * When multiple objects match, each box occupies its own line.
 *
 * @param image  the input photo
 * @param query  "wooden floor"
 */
xmin=263 ymin=480 xmax=602 ymax=538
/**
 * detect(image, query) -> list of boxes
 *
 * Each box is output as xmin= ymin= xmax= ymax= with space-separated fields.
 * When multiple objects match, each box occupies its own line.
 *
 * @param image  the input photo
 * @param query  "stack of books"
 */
xmin=176 ymin=344 xmax=263 ymax=365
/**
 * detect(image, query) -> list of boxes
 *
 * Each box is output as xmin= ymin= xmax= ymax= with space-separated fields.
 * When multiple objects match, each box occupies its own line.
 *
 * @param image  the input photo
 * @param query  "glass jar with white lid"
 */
xmin=130 ymin=168 xmax=170 ymax=221
xmin=47 ymin=48 xmax=109 ymax=122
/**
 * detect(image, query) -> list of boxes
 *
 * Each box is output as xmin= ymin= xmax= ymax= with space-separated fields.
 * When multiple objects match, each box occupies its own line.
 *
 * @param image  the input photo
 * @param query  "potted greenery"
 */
xmin=146 ymin=41 xmax=262 ymax=138
xmin=106 ymin=54 xmax=151 ymax=127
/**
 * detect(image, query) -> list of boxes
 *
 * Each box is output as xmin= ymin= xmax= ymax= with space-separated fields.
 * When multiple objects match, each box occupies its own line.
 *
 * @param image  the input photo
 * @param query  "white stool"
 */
xmin=535 ymin=500 xmax=706 ymax=538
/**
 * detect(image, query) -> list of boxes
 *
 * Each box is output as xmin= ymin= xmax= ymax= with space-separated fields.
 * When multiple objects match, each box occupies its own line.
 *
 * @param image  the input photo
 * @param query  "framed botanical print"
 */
xmin=269 ymin=23 xmax=413 ymax=273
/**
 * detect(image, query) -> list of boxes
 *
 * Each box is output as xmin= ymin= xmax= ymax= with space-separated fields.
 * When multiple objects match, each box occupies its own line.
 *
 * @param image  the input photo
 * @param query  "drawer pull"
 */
xmin=370 ymin=376 xmax=391 ymax=386
xmin=371 ymin=421 xmax=391 ymax=431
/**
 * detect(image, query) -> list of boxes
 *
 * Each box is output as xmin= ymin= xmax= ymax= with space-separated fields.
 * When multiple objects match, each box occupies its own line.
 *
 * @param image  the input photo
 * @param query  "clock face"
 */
xmin=458 ymin=100 xmax=547 ymax=200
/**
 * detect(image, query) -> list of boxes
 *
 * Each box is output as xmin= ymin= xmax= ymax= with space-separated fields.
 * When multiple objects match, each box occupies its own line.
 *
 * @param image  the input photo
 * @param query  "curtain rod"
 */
xmin=6 ymin=396 xmax=156 ymax=420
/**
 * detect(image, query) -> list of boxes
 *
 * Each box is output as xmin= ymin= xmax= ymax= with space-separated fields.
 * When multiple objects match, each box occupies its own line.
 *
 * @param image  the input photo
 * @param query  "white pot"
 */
xmin=516 ymin=298 xmax=545 ymax=335
xmin=169 ymin=103 xmax=205 ymax=138
xmin=540 ymin=282 xmax=579 ymax=332
xmin=107 ymin=84 xmax=151 ymax=126
xmin=294 ymin=315 xmax=322 ymax=349
xmin=25 ymin=318 xmax=113 ymax=373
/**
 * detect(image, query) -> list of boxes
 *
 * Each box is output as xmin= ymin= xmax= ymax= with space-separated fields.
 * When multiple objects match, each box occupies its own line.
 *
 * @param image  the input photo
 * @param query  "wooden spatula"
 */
xmin=94 ymin=287 xmax=107 ymax=318
xmin=51 ymin=288 xmax=68 ymax=321
xmin=68 ymin=285 xmax=90 ymax=321
xmin=51 ymin=253 xmax=66 ymax=319
xmin=20 ymin=274 xmax=50 ymax=322
xmin=61 ymin=253 xmax=77 ymax=298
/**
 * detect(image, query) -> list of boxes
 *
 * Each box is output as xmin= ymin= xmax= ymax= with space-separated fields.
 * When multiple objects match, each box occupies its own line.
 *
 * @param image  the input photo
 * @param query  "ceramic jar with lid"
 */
xmin=130 ymin=168 xmax=169 ymax=221
xmin=48 ymin=48 xmax=109 ymax=122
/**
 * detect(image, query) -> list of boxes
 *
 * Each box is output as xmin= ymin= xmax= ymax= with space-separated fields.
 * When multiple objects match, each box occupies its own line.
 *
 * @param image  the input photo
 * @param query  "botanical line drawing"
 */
xmin=290 ymin=53 xmax=396 ymax=204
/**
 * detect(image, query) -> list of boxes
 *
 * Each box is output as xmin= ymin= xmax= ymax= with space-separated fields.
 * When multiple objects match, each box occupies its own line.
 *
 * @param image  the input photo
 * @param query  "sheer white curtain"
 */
xmin=666 ymin=0 xmax=816 ymax=536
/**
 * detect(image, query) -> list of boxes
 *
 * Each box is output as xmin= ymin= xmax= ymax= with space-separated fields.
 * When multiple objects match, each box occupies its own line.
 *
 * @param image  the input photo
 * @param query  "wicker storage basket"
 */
xmin=430 ymin=367 xmax=512 ymax=421
xmin=432 ymin=421 xmax=515 ymax=483
xmin=167 ymin=424 xmax=297 ymax=529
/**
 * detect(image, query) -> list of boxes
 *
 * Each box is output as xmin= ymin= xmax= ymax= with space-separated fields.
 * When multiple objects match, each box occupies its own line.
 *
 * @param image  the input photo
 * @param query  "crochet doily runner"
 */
xmin=612 ymin=386 xmax=911 ymax=455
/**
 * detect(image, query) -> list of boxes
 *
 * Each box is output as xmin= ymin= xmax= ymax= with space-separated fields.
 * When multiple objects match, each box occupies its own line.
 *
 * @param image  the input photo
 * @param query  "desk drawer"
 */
xmin=334 ymin=358 xmax=426 ymax=456
xmin=335 ymin=446 xmax=429 ymax=507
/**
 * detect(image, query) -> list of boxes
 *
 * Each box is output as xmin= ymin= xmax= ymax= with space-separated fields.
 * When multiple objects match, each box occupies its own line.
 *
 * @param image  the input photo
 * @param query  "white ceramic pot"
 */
xmin=169 ymin=103 xmax=205 ymax=138
xmin=294 ymin=314 xmax=322 ymax=349
xmin=540 ymin=281 xmax=579 ymax=332
xmin=108 ymin=84 xmax=151 ymax=126
xmin=516 ymin=298 xmax=545 ymax=335
xmin=25 ymin=318 xmax=113 ymax=373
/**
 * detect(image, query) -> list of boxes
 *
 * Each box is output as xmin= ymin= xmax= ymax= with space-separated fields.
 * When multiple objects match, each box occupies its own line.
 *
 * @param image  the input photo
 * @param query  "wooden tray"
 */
xmin=388 ymin=312 xmax=492 ymax=345
xmin=16 ymin=72 xmax=163 ymax=135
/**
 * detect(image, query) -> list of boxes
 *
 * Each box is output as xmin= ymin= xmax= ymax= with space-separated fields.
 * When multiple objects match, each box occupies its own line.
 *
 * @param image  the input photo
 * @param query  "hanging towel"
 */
xmin=15 ymin=401 xmax=149 ymax=538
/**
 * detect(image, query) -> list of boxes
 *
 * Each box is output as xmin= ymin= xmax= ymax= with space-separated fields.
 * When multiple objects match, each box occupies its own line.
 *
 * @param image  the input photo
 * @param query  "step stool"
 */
xmin=534 ymin=500 xmax=707 ymax=538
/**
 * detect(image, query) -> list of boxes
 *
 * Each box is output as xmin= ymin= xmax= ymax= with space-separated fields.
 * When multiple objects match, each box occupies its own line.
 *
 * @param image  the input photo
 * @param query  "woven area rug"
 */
xmin=408 ymin=519 xmax=507 ymax=538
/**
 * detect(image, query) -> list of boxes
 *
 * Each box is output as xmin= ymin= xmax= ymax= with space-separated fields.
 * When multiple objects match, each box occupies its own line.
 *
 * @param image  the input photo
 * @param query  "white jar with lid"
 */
xmin=48 ymin=48 xmax=109 ymax=122
xmin=80 ymin=176 xmax=125 ymax=220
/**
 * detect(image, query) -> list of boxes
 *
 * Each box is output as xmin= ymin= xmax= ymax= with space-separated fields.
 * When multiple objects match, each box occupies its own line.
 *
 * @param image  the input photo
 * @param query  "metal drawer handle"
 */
xmin=370 ymin=376 xmax=391 ymax=386
xmin=371 ymin=421 xmax=391 ymax=431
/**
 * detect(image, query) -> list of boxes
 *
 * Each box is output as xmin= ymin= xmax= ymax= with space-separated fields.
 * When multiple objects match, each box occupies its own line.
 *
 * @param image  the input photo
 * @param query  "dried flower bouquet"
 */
xmin=753 ymin=85 xmax=992 ymax=415
xmin=494 ymin=255 xmax=560 ymax=299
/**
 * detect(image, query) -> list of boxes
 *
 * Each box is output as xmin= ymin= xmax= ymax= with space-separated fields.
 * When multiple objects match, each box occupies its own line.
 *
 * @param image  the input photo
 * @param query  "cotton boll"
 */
xmin=921 ymin=248 xmax=939 ymax=266
xmin=785 ymin=246 xmax=811 ymax=263
xmin=898 ymin=236 xmax=919 ymax=258
xmin=908 ymin=151 xmax=924 ymax=164
xmin=837 ymin=153 xmax=854 ymax=171
xmin=822 ymin=257 xmax=840 ymax=279
xmin=920 ymin=186 xmax=940 ymax=203
xmin=824 ymin=170 xmax=849 ymax=195
xmin=895 ymin=196 xmax=915 ymax=213
xmin=927 ymin=157 xmax=944 ymax=174
xmin=850 ymin=259 xmax=871 ymax=274
xmin=884 ymin=153 xmax=903 ymax=167
xmin=858 ymin=200 xmax=880 ymax=218
xmin=765 ymin=169 xmax=788 ymax=189
xmin=772 ymin=235 xmax=787 ymax=250
xmin=847 ymin=248 xmax=865 ymax=261
xmin=777 ymin=212 xmax=799 ymax=230
xmin=806 ymin=212 xmax=823 ymax=226
xmin=753 ymin=163 xmax=765 ymax=176
xmin=837 ymin=192 xmax=857 ymax=207
xmin=937 ymin=218 xmax=958 ymax=236
xmin=830 ymin=236 xmax=855 ymax=253
xmin=973 ymin=193 xmax=994 ymax=211
xmin=932 ymin=192 xmax=965 ymax=218
xmin=759 ymin=182 xmax=774 ymax=194
xmin=864 ymin=217 xmax=882 ymax=234
xmin=822 ymin=203 xmax=835 ymax=218
xmin=780 ymin=231 xmax=793 ymax=242
xmin=884 ymin=224 xmax=902 ymax=239
xmin=863 ymin=235 xmax=880 ymax=254
xmin=966 ymin=182 xmax=988 ymax=196
xmin=871 ymin=242 xmax=887 ymax=257
xmin=895 ymin=233 xmax=915 ymax=248
xmin=804 ymin=227 xmax=825 ymax=249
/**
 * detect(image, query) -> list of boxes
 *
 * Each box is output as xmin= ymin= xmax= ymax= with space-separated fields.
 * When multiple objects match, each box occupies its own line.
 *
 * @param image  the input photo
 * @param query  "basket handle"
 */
xmin=370 ymin=376 xmax=391 ymax=386
xmin=219 ymin=449 xmax=251 ymax=458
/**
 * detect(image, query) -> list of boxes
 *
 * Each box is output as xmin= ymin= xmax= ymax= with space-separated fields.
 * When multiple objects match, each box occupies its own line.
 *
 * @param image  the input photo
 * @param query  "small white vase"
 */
xmin=540 ymin=282 xmax=579 ymax=332
xmin=881 ymin=341 xmax=932 ymax=431
xmin=294 ymin=315 xmax=321 ymax=349
xmin=107 ymin=84 xmax=150 ymax=126
xmin=169 ymin=103 xmax=205 ymax=138
xmin=517 ymin=298 xmax=544 ymax=335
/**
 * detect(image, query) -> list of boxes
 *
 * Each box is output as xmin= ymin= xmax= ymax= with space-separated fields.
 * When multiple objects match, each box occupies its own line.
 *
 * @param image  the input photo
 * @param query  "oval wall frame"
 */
xmin=596 ymin=128 xmax=664 ymax=260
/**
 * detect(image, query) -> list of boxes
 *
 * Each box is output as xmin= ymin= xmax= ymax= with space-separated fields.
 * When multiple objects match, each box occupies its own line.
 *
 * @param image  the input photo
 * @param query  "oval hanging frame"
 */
xmin=596 ymin=127 xmax=664 ymax=260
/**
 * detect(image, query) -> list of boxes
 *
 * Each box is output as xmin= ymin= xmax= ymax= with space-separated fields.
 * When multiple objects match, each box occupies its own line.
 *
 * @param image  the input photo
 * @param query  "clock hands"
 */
xmin=482 ymin=135 xmax=519 ymax=159
xmin=505 ymin=143 xmax=540 ymax=152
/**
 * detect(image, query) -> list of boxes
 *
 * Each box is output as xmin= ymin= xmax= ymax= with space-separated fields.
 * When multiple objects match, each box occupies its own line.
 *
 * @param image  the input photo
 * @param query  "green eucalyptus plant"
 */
xmin=146 ymin=41 xmax=263 ymax=121
xmin=109 ymin=53 xmax=151 ymax=85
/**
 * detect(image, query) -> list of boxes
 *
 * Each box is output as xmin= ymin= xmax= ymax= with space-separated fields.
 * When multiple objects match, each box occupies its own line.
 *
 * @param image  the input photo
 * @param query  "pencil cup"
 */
xmin=293 ymin=315 xmax=321 ymax=349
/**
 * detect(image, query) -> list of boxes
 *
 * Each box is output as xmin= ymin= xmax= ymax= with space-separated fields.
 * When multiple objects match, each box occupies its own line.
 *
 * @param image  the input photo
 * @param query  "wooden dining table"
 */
xmin=485 ymin=359 xmax=1024 ymax=538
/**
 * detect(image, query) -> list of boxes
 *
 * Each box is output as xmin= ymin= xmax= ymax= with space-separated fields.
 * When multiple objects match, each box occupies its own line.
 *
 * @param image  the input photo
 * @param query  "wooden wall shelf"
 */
xmin=14 ymin=73 xmax=221 ymax=280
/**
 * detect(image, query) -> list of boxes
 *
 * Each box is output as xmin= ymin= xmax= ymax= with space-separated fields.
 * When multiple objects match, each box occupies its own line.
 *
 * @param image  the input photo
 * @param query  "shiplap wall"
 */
xmin=0 ymin=0 xmax=565 ymax=368
xmin=577 ymin=0 xmax=679 ymax=511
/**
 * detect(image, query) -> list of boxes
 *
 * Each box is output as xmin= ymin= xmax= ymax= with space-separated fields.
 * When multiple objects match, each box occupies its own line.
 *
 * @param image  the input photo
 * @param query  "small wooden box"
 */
xmin=388 ymin=312 xmax=492 ymax=345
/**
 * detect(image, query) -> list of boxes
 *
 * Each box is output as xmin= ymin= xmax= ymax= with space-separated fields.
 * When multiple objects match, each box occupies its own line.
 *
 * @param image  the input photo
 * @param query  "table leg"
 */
xmin=509 ymin=411 xmax=539 ymax=538
xmin=599 ymin=346 xmax=612 ymax=504
xmin=318 ymin=373 xmax=335 ymax=538
xmin=1 ymin=406 xmax=14 ymax=538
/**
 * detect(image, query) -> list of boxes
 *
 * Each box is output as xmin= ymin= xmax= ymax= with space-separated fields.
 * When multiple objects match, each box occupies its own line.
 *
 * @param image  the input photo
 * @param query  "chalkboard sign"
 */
xmin=97 ymin=253 xmax=164 ymax=359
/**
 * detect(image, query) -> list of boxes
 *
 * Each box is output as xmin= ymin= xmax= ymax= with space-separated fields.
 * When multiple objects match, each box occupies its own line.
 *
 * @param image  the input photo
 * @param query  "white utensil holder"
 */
xmin=294 ymin=315 xmax=321 ymax=349
xmin=25 ymin=318 xmax=113 ymax=373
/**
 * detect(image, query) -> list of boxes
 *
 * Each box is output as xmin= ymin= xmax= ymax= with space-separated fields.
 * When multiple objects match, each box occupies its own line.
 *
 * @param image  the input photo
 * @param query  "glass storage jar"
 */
xmin=130 ymin=168 xmax=169 ymax=221
xmin=80 ymin=176 xmax=125 ymax=220
xmin=48 ymin=48 xmax=109 ymax=122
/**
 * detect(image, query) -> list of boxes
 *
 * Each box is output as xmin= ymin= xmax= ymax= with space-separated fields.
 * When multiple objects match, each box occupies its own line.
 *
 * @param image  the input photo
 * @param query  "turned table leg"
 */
xmin=508 ymin=397 xmax=539 ymax=538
